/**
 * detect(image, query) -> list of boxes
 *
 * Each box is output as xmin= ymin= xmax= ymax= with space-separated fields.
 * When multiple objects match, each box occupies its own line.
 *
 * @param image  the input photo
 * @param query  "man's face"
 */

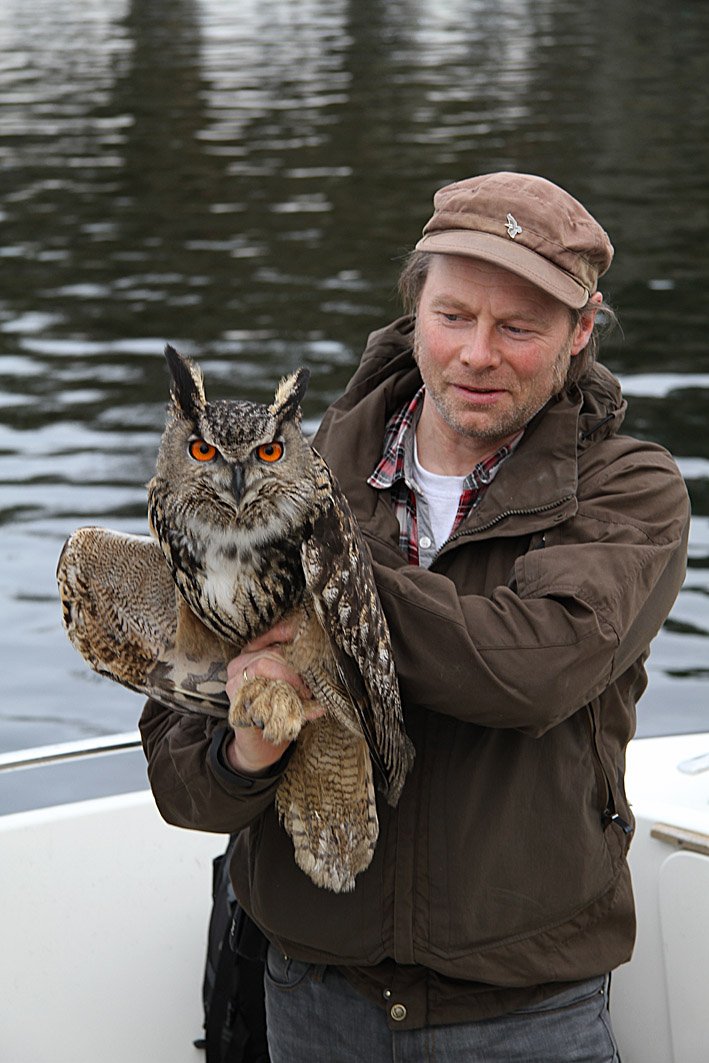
xmin=413 ymin=255 xmax=596 ymax=472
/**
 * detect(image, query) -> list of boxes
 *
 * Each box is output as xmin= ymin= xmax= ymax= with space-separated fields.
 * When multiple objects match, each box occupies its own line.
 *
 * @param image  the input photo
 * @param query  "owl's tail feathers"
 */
xmin=57 ymin=526 xmax=230 ymax=719
xmin=276 ymin=716 xmax=378 ymax=893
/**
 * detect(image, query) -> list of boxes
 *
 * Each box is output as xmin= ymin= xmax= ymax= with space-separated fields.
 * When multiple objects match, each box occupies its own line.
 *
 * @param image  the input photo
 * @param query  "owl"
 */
xmin=58 ymin=345 xmax=414 ymax=892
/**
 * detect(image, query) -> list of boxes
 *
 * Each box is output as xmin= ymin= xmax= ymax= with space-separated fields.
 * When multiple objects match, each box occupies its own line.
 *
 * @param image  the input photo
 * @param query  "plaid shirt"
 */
xmin=367 ymin=386 xmax=522 ymax=566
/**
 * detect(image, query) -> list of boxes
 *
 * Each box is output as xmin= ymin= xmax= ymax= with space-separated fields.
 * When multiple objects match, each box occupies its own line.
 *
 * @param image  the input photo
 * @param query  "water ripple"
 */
xmin=2 ymin=0 xmax=708 ymax=749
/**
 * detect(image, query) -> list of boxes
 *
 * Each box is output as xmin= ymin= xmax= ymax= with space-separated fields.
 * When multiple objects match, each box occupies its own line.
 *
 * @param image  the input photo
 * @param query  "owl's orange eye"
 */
xmin=189 ymin=439 xmax=218 ymax=462
xmin=256 ymin=441 xmax=284 ymax=463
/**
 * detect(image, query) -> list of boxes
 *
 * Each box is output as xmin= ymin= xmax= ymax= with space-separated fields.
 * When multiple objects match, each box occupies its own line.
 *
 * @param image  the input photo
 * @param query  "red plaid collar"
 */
xmin=367 ymin=387 xmax=423 ymax=490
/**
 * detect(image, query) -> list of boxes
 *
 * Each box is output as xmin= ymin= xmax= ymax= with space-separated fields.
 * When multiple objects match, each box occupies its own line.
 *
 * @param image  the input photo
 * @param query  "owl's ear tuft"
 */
xmin=164 ymin=344 xmax=206 ymax=416
xmin=270 ymin=367 xmax=310 ymax=425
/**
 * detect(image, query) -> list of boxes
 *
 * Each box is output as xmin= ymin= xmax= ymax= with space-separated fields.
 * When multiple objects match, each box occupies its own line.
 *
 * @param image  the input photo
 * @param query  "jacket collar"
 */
xmin=313 ymin=319 xmax=626 ymax=549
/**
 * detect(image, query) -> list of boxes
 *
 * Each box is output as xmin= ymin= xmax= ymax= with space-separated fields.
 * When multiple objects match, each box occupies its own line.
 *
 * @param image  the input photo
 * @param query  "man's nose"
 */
xmin=458 ymin=325 xmax=501 ymax=369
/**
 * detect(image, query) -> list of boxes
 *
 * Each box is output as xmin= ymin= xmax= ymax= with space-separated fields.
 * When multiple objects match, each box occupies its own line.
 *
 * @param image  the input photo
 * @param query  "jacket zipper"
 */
xmin=433 ymin=495 xmax=576 ymax=561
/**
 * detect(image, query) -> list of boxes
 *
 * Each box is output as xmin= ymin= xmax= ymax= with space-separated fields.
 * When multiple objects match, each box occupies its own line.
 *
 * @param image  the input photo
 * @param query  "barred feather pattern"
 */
xmin=301 ymin=458 xmax=413 ymax=805
xmin=276 ymin=715 xmax=378 ymax=893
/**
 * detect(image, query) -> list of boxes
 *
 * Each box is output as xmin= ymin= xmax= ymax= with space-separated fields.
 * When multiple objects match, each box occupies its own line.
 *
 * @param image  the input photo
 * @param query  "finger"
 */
xmin=226 ymin=651 xmax=311 ymax=700
xmin=250 ymin=655 xmax=311 ymax=698
xmin=227 ymin=649 xmax=283 ymax=682
xmin=226 ymin=654 xmax=248 ymax=682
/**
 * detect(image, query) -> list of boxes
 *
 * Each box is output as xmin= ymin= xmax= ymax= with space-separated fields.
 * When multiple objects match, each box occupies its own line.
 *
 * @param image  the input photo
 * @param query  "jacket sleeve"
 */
xmin=371 ymin=447 xmax=690 ymax=736
xmin=139 ymin=698 xmax=291 ymax=833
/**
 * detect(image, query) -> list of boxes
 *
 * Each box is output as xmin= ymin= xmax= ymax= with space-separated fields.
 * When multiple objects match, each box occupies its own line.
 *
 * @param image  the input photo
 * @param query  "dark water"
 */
xmin=1 ymin=0 xmax=708 ymax=753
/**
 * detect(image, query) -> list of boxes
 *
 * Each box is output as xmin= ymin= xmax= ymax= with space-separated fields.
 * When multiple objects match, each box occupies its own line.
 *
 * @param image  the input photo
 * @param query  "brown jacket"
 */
xmin=141 ymin=316 xmax=689 ymax=995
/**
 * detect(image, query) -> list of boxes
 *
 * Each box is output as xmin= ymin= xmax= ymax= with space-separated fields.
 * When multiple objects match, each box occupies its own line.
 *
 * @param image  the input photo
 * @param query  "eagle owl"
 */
xmin=58 ymin=345 xmax=414 ymax=892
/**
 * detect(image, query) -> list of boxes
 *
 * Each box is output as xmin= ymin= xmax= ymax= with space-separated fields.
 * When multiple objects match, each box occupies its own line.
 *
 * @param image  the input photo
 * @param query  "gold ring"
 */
xmin=242 ymin=667 xmax=249 ymax=683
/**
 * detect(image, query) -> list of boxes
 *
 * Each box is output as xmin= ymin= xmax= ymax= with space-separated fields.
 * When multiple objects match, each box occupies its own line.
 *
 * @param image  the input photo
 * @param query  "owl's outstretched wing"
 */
xmin=57 ymin=527 xmax=229 ymax=718
xmin=300 ymin=458 xmax=414 ymax=805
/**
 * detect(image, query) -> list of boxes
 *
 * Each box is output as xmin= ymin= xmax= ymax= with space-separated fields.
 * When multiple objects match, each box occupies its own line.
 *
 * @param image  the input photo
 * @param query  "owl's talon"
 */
xmin=228 ymin=676 xmax=306 ymax=745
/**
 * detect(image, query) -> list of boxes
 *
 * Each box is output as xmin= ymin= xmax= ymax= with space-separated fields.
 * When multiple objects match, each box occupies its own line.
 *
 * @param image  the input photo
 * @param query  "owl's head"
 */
xmin=153 ymin=345 xmax=315 ymax=537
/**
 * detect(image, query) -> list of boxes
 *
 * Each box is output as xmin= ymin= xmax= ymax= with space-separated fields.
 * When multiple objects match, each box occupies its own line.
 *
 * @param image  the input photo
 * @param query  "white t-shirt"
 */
xmin=411 ymin=436 xmax=468 ymax=550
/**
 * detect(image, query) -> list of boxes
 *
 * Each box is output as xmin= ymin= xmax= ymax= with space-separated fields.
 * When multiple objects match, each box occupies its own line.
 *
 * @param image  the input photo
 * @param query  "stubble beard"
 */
xmin=413 ymin=331 xmax=573 ymax=446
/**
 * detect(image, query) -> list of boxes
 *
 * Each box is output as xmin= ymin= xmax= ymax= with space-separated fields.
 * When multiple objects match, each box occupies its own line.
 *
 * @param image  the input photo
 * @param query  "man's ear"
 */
xmin=570 ymin=291 xmax=602 ymax=356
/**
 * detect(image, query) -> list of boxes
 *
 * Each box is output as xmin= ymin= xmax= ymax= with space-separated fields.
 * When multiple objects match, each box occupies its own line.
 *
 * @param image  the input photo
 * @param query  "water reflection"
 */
xmin=1 ymin=0 xmax=708 ymax=750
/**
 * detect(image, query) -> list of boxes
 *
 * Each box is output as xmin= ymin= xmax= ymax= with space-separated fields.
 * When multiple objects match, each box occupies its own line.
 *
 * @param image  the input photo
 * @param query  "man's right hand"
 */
xmin=223 ymin=620 xmax=323 ymax=775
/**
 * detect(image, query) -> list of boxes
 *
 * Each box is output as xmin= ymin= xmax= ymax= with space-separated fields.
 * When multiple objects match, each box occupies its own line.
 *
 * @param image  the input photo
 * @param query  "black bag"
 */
xmin=196 ymin=834 xmax=270 ymax=1063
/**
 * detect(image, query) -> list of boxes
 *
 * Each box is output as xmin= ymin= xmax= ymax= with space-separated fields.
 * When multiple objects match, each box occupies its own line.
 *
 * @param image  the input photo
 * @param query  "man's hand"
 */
xmin=224 ymin=619 xmax=323 ymax=775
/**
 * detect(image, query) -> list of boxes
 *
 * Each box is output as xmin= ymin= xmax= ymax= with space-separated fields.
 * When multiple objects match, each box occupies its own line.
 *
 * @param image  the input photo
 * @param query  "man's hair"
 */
xmin=397 ymin=250 xmax=618 ymax=388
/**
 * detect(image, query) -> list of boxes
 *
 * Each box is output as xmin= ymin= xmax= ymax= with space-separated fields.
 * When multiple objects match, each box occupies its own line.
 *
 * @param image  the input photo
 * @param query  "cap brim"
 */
xmin=414 ymin=230 xmax=590 ymax=309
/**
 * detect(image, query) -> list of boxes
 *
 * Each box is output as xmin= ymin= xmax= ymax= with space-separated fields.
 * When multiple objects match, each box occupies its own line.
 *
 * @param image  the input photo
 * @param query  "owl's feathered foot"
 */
xmin=277 ymin=715 xmax=379 ymax=893
xmin=229 ymin=677 xmax=306 ymax=744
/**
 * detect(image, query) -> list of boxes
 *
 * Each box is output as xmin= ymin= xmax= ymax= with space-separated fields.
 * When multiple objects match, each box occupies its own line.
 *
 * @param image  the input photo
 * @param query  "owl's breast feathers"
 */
xmin=147 ymin=476 xmax=307 ymax=648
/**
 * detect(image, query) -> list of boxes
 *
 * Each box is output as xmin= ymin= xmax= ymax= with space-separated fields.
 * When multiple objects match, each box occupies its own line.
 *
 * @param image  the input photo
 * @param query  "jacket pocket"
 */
xmin=586 ymin=705 xmax=634 ymax=841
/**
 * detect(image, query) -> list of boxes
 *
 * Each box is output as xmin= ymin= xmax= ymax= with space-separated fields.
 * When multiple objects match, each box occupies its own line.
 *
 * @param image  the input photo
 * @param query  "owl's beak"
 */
xmin=231 ymin=463 xmax=246 ymax=503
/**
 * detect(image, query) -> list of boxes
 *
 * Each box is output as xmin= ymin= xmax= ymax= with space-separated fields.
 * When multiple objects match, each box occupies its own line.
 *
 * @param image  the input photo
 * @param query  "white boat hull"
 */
xmin=612 ymin=733 xmax=709 ymax=1063
xmin=0 ymin=791 xmax=220 ymax=1063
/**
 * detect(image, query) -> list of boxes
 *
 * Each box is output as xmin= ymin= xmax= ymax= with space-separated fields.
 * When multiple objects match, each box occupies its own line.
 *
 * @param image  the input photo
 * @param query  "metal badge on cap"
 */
xmin=505 ymin=213 xmax=522 ymax=238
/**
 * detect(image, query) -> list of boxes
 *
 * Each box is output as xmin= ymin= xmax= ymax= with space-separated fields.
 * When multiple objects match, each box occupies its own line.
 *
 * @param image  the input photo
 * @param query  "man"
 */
xmin=141 ymin=172 xmax=690 ymax=1062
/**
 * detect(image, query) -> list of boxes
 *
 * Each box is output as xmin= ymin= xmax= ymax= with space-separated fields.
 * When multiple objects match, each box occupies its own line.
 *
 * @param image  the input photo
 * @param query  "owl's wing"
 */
xmin=300 ymin=460 xmax=414 ymax=805
xmin=57 ymin=527 xmax=229 ymax=718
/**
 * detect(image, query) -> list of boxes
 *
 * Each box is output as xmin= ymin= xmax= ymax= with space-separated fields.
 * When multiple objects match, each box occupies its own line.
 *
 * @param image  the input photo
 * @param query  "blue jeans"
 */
xmin=264 ymin=945 xmax=620 ymax=1062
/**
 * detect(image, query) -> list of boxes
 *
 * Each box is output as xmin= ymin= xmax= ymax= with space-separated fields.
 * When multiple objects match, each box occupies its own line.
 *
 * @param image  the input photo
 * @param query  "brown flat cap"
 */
xmin=415 ymin=172 xmax=613 ymax=309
